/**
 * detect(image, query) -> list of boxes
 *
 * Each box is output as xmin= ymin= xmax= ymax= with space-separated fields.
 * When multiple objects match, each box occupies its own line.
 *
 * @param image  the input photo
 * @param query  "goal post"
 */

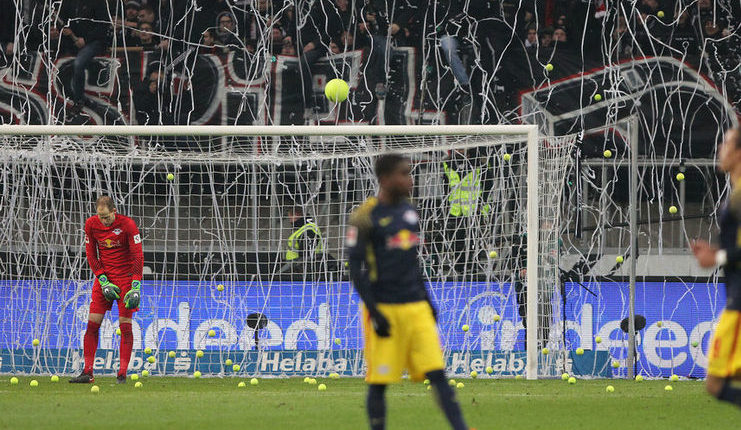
xmin=0 ymin=125 xmax=575 ymax=380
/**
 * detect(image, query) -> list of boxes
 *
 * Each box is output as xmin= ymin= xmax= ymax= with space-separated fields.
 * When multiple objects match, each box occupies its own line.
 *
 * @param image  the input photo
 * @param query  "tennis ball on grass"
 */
xmin=606 ymin=385 xmax=615 ymax=393
xmin=135 ymin=381 xmax=143 ymax=388
xmin=30 ymin=380 xmax=38 ymax=387
xmin=318 ymin=384 xmax=327 ymax=391
xmin=131 ymin=374 xmax=139 ymax=381
xmin=91 ymin=385 xmax=99 ymax=393
xmin=51 ymin=375 xmax=59 ymax=383
xmin=142 ymin=370 xmax=149 ymax=377
xmin=193 ymin=371 xmax=201 ymax=378
xmin=568 ymin=377 xmax=576 ymax=384
xmin=238 ymin=382 xmax=246 ymax=388
xmin=561 ymin=373 xmax=569 ymax=381
xmin=10 ymin=377 xmax=18 ymax=385
xmin=251 ymin=378 xmax=259 ymax=386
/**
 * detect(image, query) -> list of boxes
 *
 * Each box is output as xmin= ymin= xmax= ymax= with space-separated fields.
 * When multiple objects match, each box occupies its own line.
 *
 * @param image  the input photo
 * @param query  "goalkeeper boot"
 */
xmin=69 ymin=372 xmax=94 ymax=383
xmin=116 ymin=374 xmax=126 ymax=384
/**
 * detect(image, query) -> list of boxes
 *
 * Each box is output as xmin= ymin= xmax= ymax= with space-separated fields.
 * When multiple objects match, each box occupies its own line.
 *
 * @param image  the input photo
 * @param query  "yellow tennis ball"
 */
xmin=489 ymin=251 xmax=498 ymax=258
xmin=612 ymin=361 xmax=620 ymax=368
xmin=470 ymin=371 xmax=478 ymax=378
xmin=485 ymin=366 xmax=493 ymax=374
xmin=30 ymin=379 xmax=38 ymax=387
xmin=561 ymin=373 xmax=569 ymax=381
xmin=238 ymin=381 xmax=246 ymax=388
xmin=456 ymin=382 xmax=464 ymax=389
xmin=135 ymin=381 xmax=143 ymax=388
xmin=318 ymin=383 xmax=327 ymax=391
xmin=545 ymin=63 xmax=554 ymax=72
xmin=576 ymin=347 xmax=584 ymax=355
xmin=142 ymin=370 xmax=149 ymax=377
xmin=676 ymin=173 xmax=685 ymax=181
xmin=668 ymin=206 xmax=677 ymax=214
xmin=232 ymin=364 xmax=241 ymax=372
xmin=208 ymin=329 xmax=216 ymax=337
xmin=167 ymin=173 xmax=174 ymax=181
xmin=90 ymin=385 xmax=99 ymax=393
xmin=657 ymin=10 xmax=664 ymax=18
xmin=147 ymin=356 xmax=155 ymax=364
xmin=503 ymin=153 xmax=511 ymax=162
xmin=193 ymin=371 xmax=201 ymax=378
xmin=568 ymin=377 xmax=576 ymax=384
xmin=595 ymin=336 xmax=602 ymax=344
xmin=462 ymin=324 xmax=470 ymax=332
xmin=325 ymin=78 xmax=350 ymax=103
xmin=603 ymin=149 xmax=612 ymax=158
xmin=216 ymin=284 xmax=224 ymax=291
xmin=168 ymin=351 xmax=176 ymax=358
xmin=542 ymin=347 xmax=549 ymax=355
xmin=606 ymin=385 xmax=615 ymax=393
xmin=251 ymin=378 xmax=259 ymax=386
xmin=32 ymin=339 xmax=40 ymax=346
xmin=635 ymin=375 xmax=644 ymax=382
xmin=616 ymin=256 xmax=624 ymax=263
xmin=665 ymin=385 xmax=673 ymax=391
xmin=225 ymin=359 xmax=233 ymax=366
xmin=594 ymin=94 xmax=602 ymax=101
xmin=116 ymin=328 xmax=121 ymax=335
xmin=131 ymin=374 xmax=139 ymax=381
xmin=196 ymin=350 xmax=204 ymax=358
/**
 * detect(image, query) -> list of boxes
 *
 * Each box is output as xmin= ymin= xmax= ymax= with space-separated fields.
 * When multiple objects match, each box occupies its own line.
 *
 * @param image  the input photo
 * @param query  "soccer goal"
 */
xmin=0 ymin=125 xmax=576 ymax=380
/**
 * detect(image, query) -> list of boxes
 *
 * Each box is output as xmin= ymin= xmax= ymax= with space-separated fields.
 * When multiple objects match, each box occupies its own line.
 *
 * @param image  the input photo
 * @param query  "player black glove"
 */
xmin=368 ymin=308 xmax=390 ymax=337
xmin=124 ymin=280 xmax=141 ymax=309
xmin=99 ymin=274 xmax=120 ymax=301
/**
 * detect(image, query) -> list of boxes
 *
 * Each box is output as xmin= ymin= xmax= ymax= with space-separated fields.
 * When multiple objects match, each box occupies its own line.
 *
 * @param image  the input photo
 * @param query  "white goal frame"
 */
xmin=0 ymin=124 xmax=542 ymax=379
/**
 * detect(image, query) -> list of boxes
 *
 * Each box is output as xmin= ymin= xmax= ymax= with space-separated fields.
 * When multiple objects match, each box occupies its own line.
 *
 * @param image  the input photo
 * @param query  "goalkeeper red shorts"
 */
xmin=89 ymin=276 xmax=138 ymax=318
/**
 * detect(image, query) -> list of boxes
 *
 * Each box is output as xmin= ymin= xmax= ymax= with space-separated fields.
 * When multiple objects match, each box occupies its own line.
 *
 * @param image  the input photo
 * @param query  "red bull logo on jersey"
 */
xmin=100 ymin=238 xmax=122 ymax=249
xmin=386 ymin=229 xmax=419 ymax=251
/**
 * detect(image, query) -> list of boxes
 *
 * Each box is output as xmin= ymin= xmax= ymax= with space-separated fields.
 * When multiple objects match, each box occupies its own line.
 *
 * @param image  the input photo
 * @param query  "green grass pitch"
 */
xmin=1 ymin=376 xmax=738 ymax=429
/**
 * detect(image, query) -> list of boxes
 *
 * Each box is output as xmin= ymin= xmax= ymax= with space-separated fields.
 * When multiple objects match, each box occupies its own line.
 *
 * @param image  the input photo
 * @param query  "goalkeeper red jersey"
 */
xmin=84 ymin=214 xmax=143 ymax=281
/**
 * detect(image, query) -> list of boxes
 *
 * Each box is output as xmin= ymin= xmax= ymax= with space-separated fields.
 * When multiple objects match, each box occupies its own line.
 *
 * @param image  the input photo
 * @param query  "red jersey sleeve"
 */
xmin=127 ymin=217 xmax=144 ymax=281
xmin=84 ymin=218 xmax=105 ymax=277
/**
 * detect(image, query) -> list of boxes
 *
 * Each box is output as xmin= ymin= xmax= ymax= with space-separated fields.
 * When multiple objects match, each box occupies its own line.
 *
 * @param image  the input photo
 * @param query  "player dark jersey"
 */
xmin=347 ymin=197 xmax=427 ymax=303
xmin=85 ymin=214 xmax=143 ymax=281
xmin=719 ymin=186 xmax=741 ymax=311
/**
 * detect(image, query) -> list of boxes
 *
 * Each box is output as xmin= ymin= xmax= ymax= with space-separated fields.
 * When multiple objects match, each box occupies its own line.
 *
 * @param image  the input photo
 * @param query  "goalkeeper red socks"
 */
xmin=83 ymin=320 xmax=101 ymax=375
xmin=119 ymin=322 xmax=133 ymax=377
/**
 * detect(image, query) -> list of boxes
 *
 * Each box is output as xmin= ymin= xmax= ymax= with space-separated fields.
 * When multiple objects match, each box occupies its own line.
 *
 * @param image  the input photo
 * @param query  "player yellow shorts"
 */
xmin=362 ymin=300 xmax=445 ymax=384
xmin=708 ymin=309 xmax=741 ymax=378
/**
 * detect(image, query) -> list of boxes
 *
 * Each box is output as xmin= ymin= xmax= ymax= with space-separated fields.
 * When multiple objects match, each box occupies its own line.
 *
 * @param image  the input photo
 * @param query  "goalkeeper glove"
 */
xmin=99 ymin=275 xmax=120 ymax=301
xmin=124 ymin=280 xmax=141 ymax=309
xmin=368 ymin=308 xmax=390 ymax=337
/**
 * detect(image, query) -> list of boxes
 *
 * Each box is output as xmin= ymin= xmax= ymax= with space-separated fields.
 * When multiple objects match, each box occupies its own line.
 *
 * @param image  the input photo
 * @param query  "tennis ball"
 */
xmin=334 ymin=338 xmax=341 ymax=345
xmin=144 ymin=347 xmax=152 ymax=355
xmin=561 ymin=373 xmax=569 ymax=381
xmin=51 ymin=375 xmax=59 ymax=383
xmin=503 ymin=153 xmax=511 ymax=162
xmin=147 ymin=356 xmax=155 ymax=364
xmin=665 ymin=385 xmax=673 ymax=391
xmin=233 ymin=364 xmax=241 ymax=372
xmin=568 ymin=377 xmax=576 ymax=384
xmin=238 ymin=381 xmax=246 ymax=388
xmin=676 ymin=173 xmax=685 ymax=181
xmin=470 ymin=371 xmax=478 ymax=379
xmin=462 ymin=324 xmax=470 ymax=332
xmin=135 ymin=381 xmax=143 ymax=388
xmin=325 ymin=78 xmax=350 ymax=103
xmin=424 ymin=379 xmax=430 ymax=385
xmin=657 ymin=10 xmax=664 ymax=18
xmin=595 ymin=336 xmax=602 ymax=344
xmin=116 ymin=328 xmax=121 ymax=335
xmin=603 ymin=149 xmax=612 ymax=158
xmin=542 ymin=348 xmax=549 ymax=355
xmin=668 ymin=206 xmax=677 ymax=214
xmin=208 ymin=329 xmax=216 ymax=337
xmin=193 ymin=371 xmax=201 ymax=378
xmin=225 ymin=359 xmax=233 ymax=366
xmin=30 ymin=379 xmax=38 ymax=387
xmin=90 ymin=385 xmax=99 ymax=393
xmin=636 ymin=375 xmax=644 ymax=382
xmin=576 ymin=347 xmax=584 ymax=355
xmin=486 ymin=366 xmax=493 ymax=374
xmin=131 ymin=374 xmax=139 ymax=381
xmin=515 ymin=375 xmax=523 ymax=380
xmin=670 ymin=374 xmax=679 ymax=382
xmin=691 ymin=340 xmax=699 ymax=347
xmin=330 ymin=372 xmax=340 ymax=379
xmin=489 ymin=251 xmax=498 ymax=258
xmin=606 ymin=385 xmax=615 ymax=393
xmin=344 ymin=261 xmax=349 ymax=267
xmin=196 ymin=350 xmax=204 ymax=358
xmin=493 ymin=314 xmax=501 ymax=322
xmin=545 ymin=63 xmax=554 ymax=72
xmin=10 ymin=377 xmax=18 ymax=385
xmin=251 ymin=378 xmax=259 ymax=386
xmin=168 ymin=351 xmax=176 ymax=358
xmin=427 ymin=385 xmax=432 ymax=391
xmin=304 ymin=377 xmax=311 ymax=383
xmin=32 ymin=339 xmax=39 ymax=346
xmin=142 ymin=370 xmax=149 ymax=377
xmin=456 ymin=382 xmax=464 ymax=389
xmin=166 ymin=173 xmax=174 ymax=181
xmin=216 ymin=284 xmax=224 ymax=291
xmin=308 ymin=378 xmax=317 ymax=385
xmin=657 ymin=321 xmax=663 ymax=327
xmin=616 ymin=256 xmax=624 ymax=263
xmin=612 ymin=361 xmax=620 ymax=368
xmin=594 ymin=94 xmax=602 ymax=101
xmin=448 ymin=379 xmax=457 ymax=386
xmin=318 ymin=383 xmax=327 ymax=391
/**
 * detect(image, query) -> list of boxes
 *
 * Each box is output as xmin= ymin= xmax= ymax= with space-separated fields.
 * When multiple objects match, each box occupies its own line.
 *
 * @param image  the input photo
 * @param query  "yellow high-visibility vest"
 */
xmin=443 ymin=162 xmax=483 ymax=217
xmin=285 ymin=221 xmax=323 ymax=261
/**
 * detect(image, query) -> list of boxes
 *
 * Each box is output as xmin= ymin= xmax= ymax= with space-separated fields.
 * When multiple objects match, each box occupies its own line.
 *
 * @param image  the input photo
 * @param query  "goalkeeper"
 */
xmin=347 ymin=154 xmax=469 ymax=430
xmin=70 ymin=196 xmax=144 ymax=384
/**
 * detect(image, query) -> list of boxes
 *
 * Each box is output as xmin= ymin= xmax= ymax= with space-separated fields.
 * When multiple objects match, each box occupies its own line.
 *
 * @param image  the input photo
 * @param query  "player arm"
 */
xmin=347 ymin=218 xmax=378 ymax=312
xmin=84 ymin=221 xmax=105 ymax=277
xmin=128 ymin=220 xmax=144 ymax=281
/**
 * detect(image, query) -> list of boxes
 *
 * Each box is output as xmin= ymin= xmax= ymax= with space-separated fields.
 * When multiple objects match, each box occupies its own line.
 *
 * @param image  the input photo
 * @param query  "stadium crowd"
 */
xmin=0 ymin=0 xmax=739 ymax=123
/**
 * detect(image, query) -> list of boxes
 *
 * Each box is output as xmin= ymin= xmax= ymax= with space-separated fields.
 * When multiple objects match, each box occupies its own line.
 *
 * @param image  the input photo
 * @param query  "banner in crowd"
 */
xmin=0 ymin=280 xmax=723 ymax=378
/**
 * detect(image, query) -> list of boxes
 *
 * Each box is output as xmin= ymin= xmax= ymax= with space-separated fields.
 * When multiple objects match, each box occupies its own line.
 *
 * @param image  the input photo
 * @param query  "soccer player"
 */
xmin=691 ymin=127 xmax=741 ymax=409
xmin=347 ymin=154 xmax=470 ymax=429
xmin=70 ymin=196 xmax=143 ymax=384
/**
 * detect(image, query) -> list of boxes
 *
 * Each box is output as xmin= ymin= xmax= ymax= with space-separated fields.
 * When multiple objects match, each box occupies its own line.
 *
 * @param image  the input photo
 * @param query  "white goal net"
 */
xmin=0 ymin=125 xmax=577 ymax=379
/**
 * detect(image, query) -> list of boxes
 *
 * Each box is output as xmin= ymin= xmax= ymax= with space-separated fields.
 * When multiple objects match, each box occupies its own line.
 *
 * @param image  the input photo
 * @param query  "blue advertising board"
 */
xmin=0 ymin=280 xmax=724 ymax=378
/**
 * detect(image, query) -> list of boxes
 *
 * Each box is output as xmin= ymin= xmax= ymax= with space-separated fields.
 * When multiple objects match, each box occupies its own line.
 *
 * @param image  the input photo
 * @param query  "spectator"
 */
xmin=216 ymin=12 xmax=244 ymax=51
xmin=198 ymin=28 xmax=219 ymax=54
xmin=671 ymin=9 xmax=700 ymax=63
xmin=118 ymin=1 xmax=142 ymax=46
xmin=540 ymin=27 xmax=554 ymax=48
xmin=525 ymin=25 xmax=538 ymax=49
xmin=137 ymin=6 xmax=158 ymax=31
xmin=60 ymin=0 xmax=111 ymax=114
xmin=281 ymin=39 xmax=296 ymax=56
xmin=553 ymin=26 xmax=568 ymax=45
xmin=135 ymin=21 xmax=158 ymax=51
